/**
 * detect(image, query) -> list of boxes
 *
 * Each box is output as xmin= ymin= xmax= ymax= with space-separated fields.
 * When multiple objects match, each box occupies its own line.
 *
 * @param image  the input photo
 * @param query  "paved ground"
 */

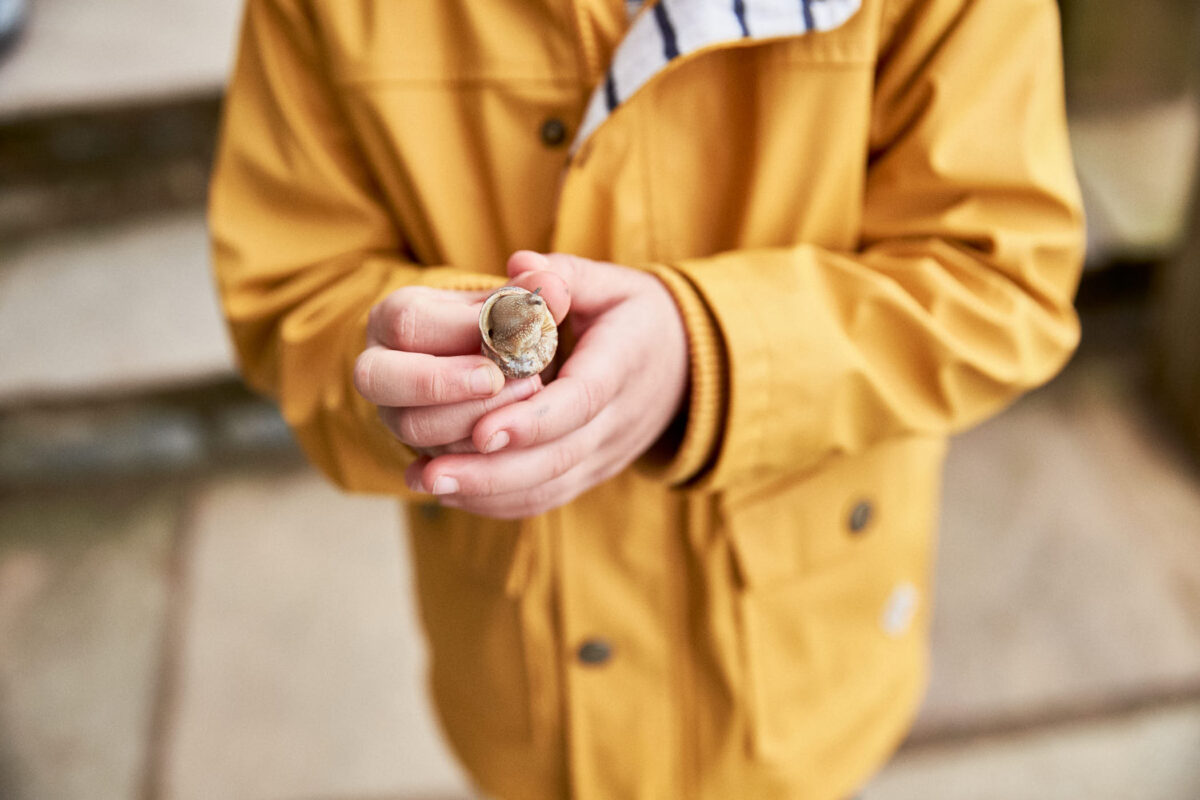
xmin=0 ymin=213 xmax=234 ymax=404
xmin=2 ymin=300 xmax=1199 ymax=800
xmin=872 ymin=700 xmax=1200 ymax=800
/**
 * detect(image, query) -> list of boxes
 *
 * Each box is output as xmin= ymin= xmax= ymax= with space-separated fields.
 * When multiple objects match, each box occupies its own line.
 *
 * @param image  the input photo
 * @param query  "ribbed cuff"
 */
xmin=636 ymin=262 xmax=728 ymax=486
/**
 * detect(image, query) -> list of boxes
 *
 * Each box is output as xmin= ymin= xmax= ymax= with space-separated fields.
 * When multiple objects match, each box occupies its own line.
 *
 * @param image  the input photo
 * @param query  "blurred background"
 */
xmin=1 ymin=0 xmax=1199 ymax=798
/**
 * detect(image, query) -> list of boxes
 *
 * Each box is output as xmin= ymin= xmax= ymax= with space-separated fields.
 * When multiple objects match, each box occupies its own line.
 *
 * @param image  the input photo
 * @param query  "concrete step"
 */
xmin=0 ymin=0 xmax=235 ymax=238
xmin=0 ymin=0 xmax=241 ymax=121
xmin=0 ymin=97 xmax=220 ymax=240
xmin=0 ymin=387 xmax=300 ymax=488
xmin=0 ymin=210 xmax=235 ymax=405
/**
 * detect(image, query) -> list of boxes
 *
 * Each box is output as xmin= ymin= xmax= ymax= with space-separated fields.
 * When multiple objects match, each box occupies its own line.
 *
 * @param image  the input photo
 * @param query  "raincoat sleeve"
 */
xmin=209 ymin=0 xmax=504 ymax=495
xmin=645 ymin=0 xmax=1085 ymax=490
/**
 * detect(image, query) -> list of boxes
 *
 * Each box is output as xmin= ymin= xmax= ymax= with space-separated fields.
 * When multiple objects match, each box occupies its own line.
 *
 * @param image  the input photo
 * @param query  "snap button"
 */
xmin=576 ymin=638 xmax=613 ymax=666
xmin=881 ymin=582 xmax=919 ymax=637
xmin=418 ymin=502 xmax=442 ymax=521
xmin=540 ymin=117 xmax=568 ymax=147
xmin=848 ymin=499 xmax=873 ymax=533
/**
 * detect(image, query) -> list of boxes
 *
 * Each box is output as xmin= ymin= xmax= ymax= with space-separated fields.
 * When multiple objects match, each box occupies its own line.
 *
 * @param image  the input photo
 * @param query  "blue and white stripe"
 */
xmin=571 ymin=0 xmax=862 ymax=154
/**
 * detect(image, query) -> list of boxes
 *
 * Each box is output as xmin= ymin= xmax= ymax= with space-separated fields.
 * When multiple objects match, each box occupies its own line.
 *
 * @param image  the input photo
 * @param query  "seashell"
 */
xmin=479 ymin=286 xmax=558 ymax=378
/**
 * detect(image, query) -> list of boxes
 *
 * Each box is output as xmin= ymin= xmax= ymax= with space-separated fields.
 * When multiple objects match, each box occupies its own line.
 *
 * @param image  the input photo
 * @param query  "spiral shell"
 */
xmin=479 ymin=286 xmax=558 ymax=378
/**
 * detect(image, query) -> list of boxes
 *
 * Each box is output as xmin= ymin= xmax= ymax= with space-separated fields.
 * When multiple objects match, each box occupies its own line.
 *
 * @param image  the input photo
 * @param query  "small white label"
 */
xmin=881 ymin=582 xmax=919 ymax=637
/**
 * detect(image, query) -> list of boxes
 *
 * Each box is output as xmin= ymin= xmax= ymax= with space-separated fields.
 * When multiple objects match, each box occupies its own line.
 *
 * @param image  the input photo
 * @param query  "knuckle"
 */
xmin=578 ymin=378 xmax=605 ymax=422
xmin=463 ymin=470 xmax=496 ymax=498
xmin=385 ymin=286 xmax=423 ymax=310
xmin=521 ymin=406 xmax=545 ymax=444
xmin=549 ymin=441 xmax=579 ymax=480
xmin=394 ymin=409 xmax=429 ymax=446
xmin=416 ymin=368 xmax=449 ymax=404
xmin=366 ymin=303 xmax=381 ymax=337
xmin=391 ymin=301 xmax=422 ymax=350
xmin=353 ymin=352 xmax=376 ymax=398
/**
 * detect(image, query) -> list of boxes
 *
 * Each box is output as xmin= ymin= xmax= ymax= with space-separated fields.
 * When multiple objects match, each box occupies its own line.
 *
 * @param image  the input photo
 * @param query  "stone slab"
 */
xmin=0 ymin=482 xmax=182 ymax=800
xmin=0 ymin=211 xmax=236 ymax=405
xmin=868 ymin=701 xmax=1200 ymax=800
xmin=917 ymin=352 xmax=1200 ymax=736
xmin=163 ymin=467 xmax=472 ymax=800
xmin=0 ymin=404 xmax=207 ymax=486
xmin=0 ymin=0 xmax=242 ymax=119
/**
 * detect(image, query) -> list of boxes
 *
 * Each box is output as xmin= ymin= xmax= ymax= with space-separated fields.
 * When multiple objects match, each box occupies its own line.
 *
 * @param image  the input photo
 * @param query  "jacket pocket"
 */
xmin=722 ymin=435 xmax=946 ymax=764
xmin=406 ymin=506 xmax=540 ymax=745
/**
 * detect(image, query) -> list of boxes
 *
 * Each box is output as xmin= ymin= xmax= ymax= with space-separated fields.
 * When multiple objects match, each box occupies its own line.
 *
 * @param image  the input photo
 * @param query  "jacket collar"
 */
xmin=571 ymin=0 xmax=862 ymax=154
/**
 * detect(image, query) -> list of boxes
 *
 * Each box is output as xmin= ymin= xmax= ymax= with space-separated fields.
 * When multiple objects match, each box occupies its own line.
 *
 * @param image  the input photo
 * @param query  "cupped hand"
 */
xmin=406 ymin=251 xmax=689 ymax=518
xmin=354 ymin=272 xmax=570 ymax=457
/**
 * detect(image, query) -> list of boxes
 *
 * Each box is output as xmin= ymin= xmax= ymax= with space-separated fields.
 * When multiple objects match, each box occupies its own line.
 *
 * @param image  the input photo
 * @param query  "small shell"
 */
xmin=479 ymin=286 xmax=558 ymax=378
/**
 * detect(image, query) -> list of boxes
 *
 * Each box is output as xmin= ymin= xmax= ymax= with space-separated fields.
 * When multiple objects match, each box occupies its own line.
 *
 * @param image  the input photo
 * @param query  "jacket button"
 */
xmin=848 ymin=500 xmax=873 ymax=533
xmin=540 ymin=117 xmax=568 ymax=147
xmin=576 ymin=638 xmax=613 ymax=665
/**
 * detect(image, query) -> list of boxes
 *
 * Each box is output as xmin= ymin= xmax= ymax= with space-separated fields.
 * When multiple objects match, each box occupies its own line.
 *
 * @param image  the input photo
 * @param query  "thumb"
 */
xmin=507 ymin=251 xmax=633 ymax=316
xmin=504 ymin=251 xmax=571 ymax=324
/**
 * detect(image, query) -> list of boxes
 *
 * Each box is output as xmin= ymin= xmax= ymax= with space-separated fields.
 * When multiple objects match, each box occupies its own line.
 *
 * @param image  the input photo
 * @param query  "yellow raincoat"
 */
xmin=210 ymin=0 xmax=1084 ymax=797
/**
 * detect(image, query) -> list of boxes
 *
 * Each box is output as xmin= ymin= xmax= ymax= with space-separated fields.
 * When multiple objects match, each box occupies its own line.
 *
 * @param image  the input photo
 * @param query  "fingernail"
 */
xmin=431 ymin=476 xmax=460 ymax=495
xmin=483 ymin=430 xmax=510 ymax=453
xmin=512 ymin=378 xmax=539 ymax=401
xmin=470 ymin=366 xmax=499 ymax=396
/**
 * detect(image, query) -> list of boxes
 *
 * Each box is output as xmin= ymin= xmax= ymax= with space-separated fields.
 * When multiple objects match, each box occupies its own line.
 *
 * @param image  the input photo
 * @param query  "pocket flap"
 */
xmin=723 ymin=436 xmax=946 ymax=588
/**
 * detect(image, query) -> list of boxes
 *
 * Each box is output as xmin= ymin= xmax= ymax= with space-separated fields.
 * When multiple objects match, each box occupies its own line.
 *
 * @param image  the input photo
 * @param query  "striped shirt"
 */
xmin=572 ymin=0 xmax=862 ymax=154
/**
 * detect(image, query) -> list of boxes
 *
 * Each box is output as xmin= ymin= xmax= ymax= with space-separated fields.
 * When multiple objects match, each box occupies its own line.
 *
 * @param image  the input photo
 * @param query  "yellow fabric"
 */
xmin=210 ymin=0 xmax=1084 ymax=797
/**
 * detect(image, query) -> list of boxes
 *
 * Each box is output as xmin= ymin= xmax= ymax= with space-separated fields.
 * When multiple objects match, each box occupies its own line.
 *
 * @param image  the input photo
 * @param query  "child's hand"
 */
xmin=405 ymin=251 xmax=689 ymax=518
xmin=354 ymin=275 xmax=570 ymax=457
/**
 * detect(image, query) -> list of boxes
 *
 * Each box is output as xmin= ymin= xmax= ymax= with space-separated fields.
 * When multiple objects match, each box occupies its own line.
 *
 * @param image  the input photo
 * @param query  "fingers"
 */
xmin=411 ymin=439 xmax=480 ymax=457
xmin=469 ymin=322 xmax=621 ymax=451
xmin=410 ymin=419 xmax=607 ymax=498
xmin=367 ymin=287 xmax=488 ymax=354
xmin=469 ymin=374 xmax=613 ymax=453
xmin=354 ymin=347 xmax=504 ymax=406
xmin=504 ymin=265 xmax=571 ymax=325
xmin=407 ymin=437 xmax=631 ymax=520
xmin=507 ymin=251 xmax=638 ymax=315
xmin=380 ymin=376 xmax=541 ymax=448
xmin=506 ymin=250 xmax=551 ymax=280
xmin=436 ymin=465 xmax=595 ymax=519
xmin=366 ymin=277 xmax=569 ymax=353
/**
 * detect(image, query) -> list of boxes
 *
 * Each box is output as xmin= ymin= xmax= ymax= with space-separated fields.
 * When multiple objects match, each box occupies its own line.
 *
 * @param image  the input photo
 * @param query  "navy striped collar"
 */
xmin=571 ymin=0 xmax=862 ymax=154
